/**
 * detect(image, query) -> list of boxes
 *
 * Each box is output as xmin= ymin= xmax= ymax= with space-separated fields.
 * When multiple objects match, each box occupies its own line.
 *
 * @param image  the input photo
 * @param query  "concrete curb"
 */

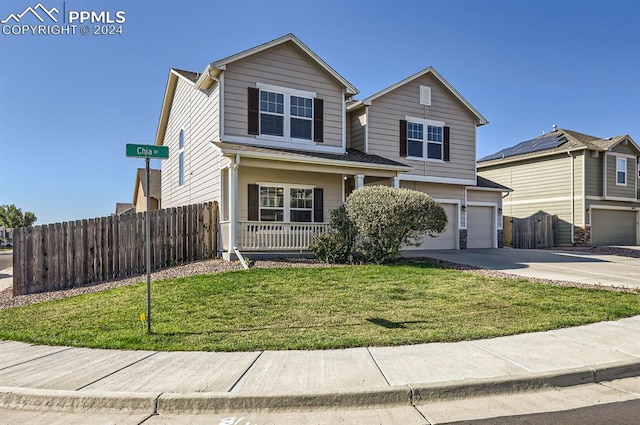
xmin=0 ymin=386 xmax=160 ymax=414
xmin=2 ymin=359 xmax=639 ymax=414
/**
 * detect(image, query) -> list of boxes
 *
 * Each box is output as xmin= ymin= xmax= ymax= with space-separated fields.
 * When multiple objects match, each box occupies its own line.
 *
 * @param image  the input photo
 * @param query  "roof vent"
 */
xmin=552 ymin=124 xmax=557 ymax=131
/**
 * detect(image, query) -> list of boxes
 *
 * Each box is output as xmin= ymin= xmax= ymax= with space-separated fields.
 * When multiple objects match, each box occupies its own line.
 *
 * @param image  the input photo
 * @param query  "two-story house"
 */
xmin=154 ymin=34 xmax=508 ymax=259
xmin=478 ymin=128 xmax=640 ymax=246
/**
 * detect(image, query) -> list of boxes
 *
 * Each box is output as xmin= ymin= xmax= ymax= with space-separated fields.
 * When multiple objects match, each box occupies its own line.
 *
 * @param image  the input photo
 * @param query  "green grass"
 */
xmin=0 ymin=263 xmax=638 ymax=351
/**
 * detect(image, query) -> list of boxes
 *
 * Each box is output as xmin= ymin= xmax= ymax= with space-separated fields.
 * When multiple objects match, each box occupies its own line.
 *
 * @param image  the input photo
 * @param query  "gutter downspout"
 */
xmin=568 ymin=151 xmax=575 ymax=245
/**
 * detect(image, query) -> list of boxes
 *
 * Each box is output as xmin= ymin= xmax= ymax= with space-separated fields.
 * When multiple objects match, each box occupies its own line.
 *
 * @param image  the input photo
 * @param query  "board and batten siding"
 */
xmin=479 ymin=153 xmax=584 ymax=245
xmin=161 ymin=77 xmax=222 ymax=208
xmin=223 ymin=42 xmax=344 ymax=149
xmin=349 ymin=108 xmax=366 ymax=152
xmin=585 ymin=152 xmax=604 ymax=197
xmin=236 ymin=167 xmax=343 ymax=222
xmin=367 ymin=73 xmax=477 ymax=181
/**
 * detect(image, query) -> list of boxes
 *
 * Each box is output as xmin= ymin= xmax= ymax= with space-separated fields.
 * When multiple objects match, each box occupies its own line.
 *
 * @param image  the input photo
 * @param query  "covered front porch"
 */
xmin=212 ymin=142 xmax=410 ymax=259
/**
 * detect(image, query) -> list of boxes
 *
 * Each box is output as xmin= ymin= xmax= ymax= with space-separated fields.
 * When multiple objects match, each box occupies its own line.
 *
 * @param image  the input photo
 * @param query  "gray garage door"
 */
xmin=405 ymin=203 xmax=457 ymax=250
xmin=592 ymin=209 xmax=637 ymax=246
xmin=467 ymin=205 xmax=495 ymax=248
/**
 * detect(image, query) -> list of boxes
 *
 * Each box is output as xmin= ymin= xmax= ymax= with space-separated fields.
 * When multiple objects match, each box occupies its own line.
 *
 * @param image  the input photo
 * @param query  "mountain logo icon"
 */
xmin=1 ymin=3 xmax=59 ymax=24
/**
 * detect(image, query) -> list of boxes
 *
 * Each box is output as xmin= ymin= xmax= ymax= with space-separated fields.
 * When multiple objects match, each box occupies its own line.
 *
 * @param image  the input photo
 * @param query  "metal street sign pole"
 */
xmin=126 ymin=143 xmax=168 ymax=335
xmin=145 ymin=157 xmax=152 ymax=333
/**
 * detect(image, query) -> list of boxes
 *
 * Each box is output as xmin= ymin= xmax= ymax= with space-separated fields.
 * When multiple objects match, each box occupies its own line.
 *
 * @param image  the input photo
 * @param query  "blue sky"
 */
xmin=1 ymin=0 xmax=638 ymax=225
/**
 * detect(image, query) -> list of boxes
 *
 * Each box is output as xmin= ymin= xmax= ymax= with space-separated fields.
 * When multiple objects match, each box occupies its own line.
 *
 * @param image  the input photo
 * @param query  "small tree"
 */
xmin=310 ymin=205 xmax=357 ymax=264
xmin=0 ymin=204 xmax=37 ymax=229
xmin=344 ymin=186 xmax=447 ymax=264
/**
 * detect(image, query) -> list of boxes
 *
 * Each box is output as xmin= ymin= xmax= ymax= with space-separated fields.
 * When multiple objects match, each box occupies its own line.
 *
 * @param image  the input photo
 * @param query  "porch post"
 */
xmin=228 ymin=162 xmax=239 ymax=259
xmin=355 ymin=173 xmax=365 ymax=189
xmin=392 ymin=176 xmax=400 ymax=188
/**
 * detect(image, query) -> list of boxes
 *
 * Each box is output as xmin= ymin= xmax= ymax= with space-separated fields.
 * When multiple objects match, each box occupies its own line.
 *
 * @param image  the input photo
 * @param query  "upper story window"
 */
xmin=248 ymin=84 xmax=323 ymax=143
xmin=616 ymin=157 xmax=627 ymax=186
xmin=402 ymin=117 xmax=446 ymax=161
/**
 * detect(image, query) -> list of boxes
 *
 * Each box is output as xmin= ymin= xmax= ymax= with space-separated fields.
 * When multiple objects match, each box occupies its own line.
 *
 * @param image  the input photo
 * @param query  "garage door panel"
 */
xmin=405 ymin=203 xmax=457 ymax=250
xmin=467 ymin=206 xmax=494 ymax=249
xmin=592 ymin=209 xmax=637 ymax=246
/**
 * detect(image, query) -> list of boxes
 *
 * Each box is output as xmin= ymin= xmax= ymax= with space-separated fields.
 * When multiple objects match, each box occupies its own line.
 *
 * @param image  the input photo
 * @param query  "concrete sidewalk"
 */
xmin=1 ymin=315 xmax=640 ymax=415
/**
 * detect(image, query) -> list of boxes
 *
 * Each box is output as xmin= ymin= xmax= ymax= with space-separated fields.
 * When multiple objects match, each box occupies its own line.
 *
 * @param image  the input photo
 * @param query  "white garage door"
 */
xmin=592 ymin=209 xmax=637 ymax=246
xmin=467 ymin=205 xmax=495 ymax=248
xmin=405 ymin=203 xmax=457 ymax=250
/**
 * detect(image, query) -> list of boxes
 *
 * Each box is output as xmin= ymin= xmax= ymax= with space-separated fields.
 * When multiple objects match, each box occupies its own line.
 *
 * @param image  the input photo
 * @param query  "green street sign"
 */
xmin=126 ymin=144 xmax=169 ymax=159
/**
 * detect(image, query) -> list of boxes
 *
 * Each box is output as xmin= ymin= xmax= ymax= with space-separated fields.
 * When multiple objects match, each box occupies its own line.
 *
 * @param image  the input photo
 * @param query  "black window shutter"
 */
xmin=248 ymin=184 xmax=259 ymax=221
xmin=314 ymin=98 xmax=324 ymax=143
xmin=443 ymin=126 xmax=450 ymax=162
xmin=313 ymin=188 xmax=324 ymax=222
xmin=248 ymin=87 xmax=259 ymax=135
xmin=399 ymin=120 xmax=407 ymax=157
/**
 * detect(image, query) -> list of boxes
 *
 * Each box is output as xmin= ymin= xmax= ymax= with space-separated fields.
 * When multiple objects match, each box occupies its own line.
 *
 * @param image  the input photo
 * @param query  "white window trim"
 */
xmin=420 ymin=85 xmax=431 ymax=106
xmin=256 ymin=83 xmax=316 ymax=144
xmin=256 ymin=182 xmax=316 ymax=223
xmin=404 ymin=116 xmax=445 ymax=162
xmin=616 ymin=156 xmax=627 ymax=186
xmin=178 ymin=129 xmax=185 ymax=187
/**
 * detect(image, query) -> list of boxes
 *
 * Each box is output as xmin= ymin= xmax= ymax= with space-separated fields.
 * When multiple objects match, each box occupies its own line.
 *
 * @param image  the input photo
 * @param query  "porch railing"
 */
xmin=237 ymin=221 xmax=330 ymax=251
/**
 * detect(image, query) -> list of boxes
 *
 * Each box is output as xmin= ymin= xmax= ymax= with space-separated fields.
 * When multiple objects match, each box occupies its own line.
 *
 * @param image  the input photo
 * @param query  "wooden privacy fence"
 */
xmin=12 ymin=202 xmax=218 ymax=296
xmin=503 ymin=215 xmax=557 ymax=249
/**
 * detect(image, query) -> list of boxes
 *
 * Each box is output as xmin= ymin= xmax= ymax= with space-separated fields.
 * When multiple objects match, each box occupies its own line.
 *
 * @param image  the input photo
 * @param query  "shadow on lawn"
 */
xmin=154 ymin=317 xmax=430 ymax=336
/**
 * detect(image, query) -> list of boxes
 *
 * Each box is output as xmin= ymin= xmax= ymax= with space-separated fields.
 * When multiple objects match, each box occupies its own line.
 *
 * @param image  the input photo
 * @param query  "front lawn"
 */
xmin=0 ymin=263 xmax=638 ymax=351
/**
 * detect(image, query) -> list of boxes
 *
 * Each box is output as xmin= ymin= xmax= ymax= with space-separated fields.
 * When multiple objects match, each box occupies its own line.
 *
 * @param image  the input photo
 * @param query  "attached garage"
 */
xmin=405 ymin=203 xmax=458 ymax=250
xmin=467 ymin=205 xmax=496 ymax=248
xmin=591 ymin=209 xmax=637 ymax=246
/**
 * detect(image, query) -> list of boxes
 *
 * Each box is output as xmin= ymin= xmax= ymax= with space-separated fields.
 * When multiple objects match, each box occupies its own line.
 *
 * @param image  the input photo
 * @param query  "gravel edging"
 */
xmin=0 ymin=258 xmax=333 ymax=311
xmin=1 ymin=248 xmax=638 ymax=311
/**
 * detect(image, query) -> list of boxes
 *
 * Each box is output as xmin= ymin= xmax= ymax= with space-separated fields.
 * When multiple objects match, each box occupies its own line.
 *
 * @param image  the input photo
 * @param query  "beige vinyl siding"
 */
xmin=479 ymin=153 xmax=583 ymax=245
xmin=223 ymin=42 xmax=344 ymax=148
xmin=237 ymin=167 xmax=343 ymax=222
xmin=349 ymin=108 xmax=366 ymax=152
xmin=467 ymin=190 xmax=502 ymax=204
xmin=400 ymin=182 xmax=465 ymax=228
xmin=585 ymin=152 xmax=603 ymax=197
xmin=367 ymin=73 xmax=477 ymax=181
xmin=161 ymin=78 xmax=221 ymax=208
xmin=605 ymin=153 xmax=637 ymax=200
xmin=611 ymin=141 xmax=639 ymax=156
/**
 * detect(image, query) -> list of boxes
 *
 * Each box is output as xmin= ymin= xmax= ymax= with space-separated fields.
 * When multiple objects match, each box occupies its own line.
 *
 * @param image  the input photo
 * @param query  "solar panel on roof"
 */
xmin=479 ymin=134 xmax=566 ymax=162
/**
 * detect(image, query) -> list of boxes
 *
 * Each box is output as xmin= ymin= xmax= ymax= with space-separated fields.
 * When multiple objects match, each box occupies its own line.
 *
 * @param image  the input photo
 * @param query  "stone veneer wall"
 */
xmin=459 ymin=229 xmax=467 ymax=249
xmin=573 ymin=226 xmax=591 ymax=246
xmin=497 ymin=229 xmax=504 ymax=248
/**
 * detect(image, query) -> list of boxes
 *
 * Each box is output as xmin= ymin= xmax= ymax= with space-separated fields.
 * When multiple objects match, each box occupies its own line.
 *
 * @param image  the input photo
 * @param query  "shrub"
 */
xmin=310 ymin=205 xmax=357 ymax=264
xmin=344 ymin=185 xmax=447 ymax=264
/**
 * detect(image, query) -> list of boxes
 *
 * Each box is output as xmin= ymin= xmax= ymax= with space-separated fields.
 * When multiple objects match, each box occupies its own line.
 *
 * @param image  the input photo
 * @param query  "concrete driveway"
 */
xmin=414 ymin=248 xmax=640 ymax=289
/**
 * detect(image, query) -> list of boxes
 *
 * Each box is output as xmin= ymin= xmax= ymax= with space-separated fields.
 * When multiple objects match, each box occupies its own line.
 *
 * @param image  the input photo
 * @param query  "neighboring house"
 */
xmin=154 ymin=34 xmax=508 ymax=259
xmin=114 ymin=203 xmax=135 ymax=215
xmin=478 ymin=128 xmax=640 ymax=246
xmin=133 ymin=168 xmax=162 ymax=213
xmin=0 ymin=226 xmax=12 ymax=243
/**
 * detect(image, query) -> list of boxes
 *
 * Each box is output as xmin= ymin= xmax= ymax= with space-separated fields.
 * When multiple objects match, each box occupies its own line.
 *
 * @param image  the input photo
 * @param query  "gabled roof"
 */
xmin=478 ymin=129 xmax=640 ymax=166
xmin=133 ymin=168 xmax=161 ymax=205
xmin=347 ymin=66 xmax=488 ymax=126
xmin=211 ymin=141 xmax=411 ymax=171
xmin=115 ymin=203 xmax=135 ymax=215
xmin=172 ymin=68 xmax=200 ymax=83
xmin=201 ymin=34 xmax=358 ymax=95
xmin=472 ymin=176 xmax=512 ymax=192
